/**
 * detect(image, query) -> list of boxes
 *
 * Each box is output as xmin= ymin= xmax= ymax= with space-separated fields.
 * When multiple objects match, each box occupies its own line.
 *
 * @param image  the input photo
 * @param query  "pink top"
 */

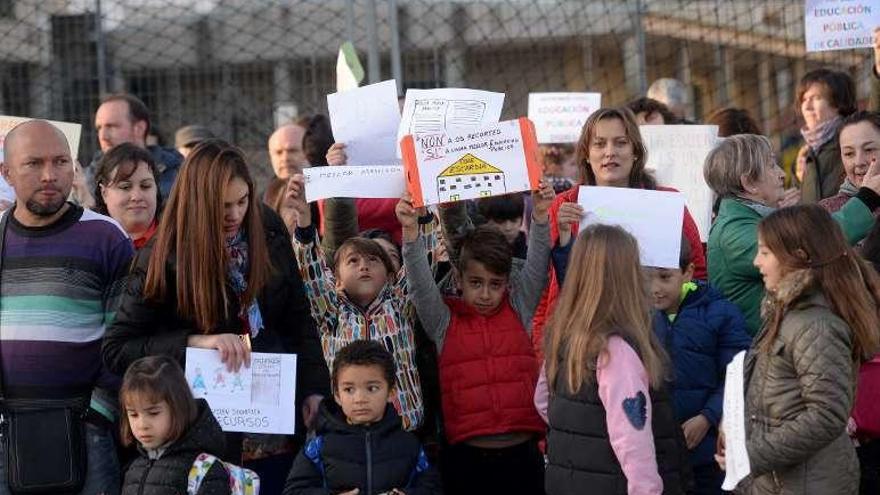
xmin=534 ymin=336 xmax=663 ymax=495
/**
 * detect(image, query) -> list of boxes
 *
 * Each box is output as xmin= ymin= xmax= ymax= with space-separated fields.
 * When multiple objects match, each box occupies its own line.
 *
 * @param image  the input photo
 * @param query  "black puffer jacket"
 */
xmin=283 ymin=400 xmax=442 ymax=495
xmin=104 ymin=206 xmax=329 ymax=431
xmin=122 ymin=399 xmax=230 ymax=495
xmin=546 ymin=364 xmax=692 ymax=494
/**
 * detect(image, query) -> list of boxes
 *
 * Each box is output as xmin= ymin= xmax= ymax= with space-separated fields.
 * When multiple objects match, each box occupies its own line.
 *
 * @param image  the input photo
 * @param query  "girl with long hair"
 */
xmin=727 ymin=205 xmax=880 ymax=494
xmin=541 ymin=225 xmax=689 ymax=495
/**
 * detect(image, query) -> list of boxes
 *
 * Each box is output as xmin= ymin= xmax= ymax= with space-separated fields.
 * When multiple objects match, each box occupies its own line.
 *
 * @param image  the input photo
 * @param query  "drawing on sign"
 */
xmin=436 ymin=153 xmax=507 ymax=203
xmin=252 ymin=356 xmax=282 ymax=406
xmin=412 ymin=99 xmax=490 ymax=159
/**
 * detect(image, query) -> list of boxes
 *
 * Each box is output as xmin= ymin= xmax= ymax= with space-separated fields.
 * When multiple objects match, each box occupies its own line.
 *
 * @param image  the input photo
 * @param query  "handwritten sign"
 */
xmin=721 ymin=351 xmax=751 ymax=490
xmin=577 ymin=186 xmax=685 ymax=269
xmin=804 ymin=0 xmax=879 ymax=52
xmin=401 ymin=118 xmax=541 ymax=207
xmin=528 ymin=92 xmax=601 ymax=144
xmin=303 ymin=165 xmax=406 ymax=202
xmin=185 ymin=348 xmax=298 ymax=435
xmin=642 ymin=125 xmax=718 ymax=241
xmin=0 ymin=115 xmax=82 ymax=162
xmin=397 ymin=88 xmax=504 ymax=159
xmin=327 ymin=79 xmax=402 ymax=166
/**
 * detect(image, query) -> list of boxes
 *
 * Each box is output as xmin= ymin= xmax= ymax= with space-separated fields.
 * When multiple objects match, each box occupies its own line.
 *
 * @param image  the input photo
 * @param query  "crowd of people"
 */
xmin=1 ymin=26 xmax=880 ymax=495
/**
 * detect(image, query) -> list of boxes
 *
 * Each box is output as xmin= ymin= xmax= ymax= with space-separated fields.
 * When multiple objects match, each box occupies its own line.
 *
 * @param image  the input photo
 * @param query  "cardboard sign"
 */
xmin=303 ymin=165 xmax=406 ymax=202
xmin=185 ymin=348 xmax=297 ymax=435
xmin=397 ymin=88 xmax=504 ymax=159
xmin=0 ymin=115 xmax=82 ymax=161
xmin=528 ymin=92 xmax=601 ymax=144
xmin=577 ymin=186 xmax=685 ymax=269
xmin=401 ymin=117 xmax=541 ymax=207
xmin=642 ymin=125 xmax=718 ymax=241
xmin=804 ymin=0 xmax=879 ymax=52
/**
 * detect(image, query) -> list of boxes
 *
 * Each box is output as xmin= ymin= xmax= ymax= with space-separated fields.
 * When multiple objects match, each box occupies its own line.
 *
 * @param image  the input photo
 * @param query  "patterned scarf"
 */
xmin=838 ymin=178 xmax=860 ymax=198
xmin=226 ymin=230 xmax=263 ymax=338
xmin=800 ymin=116 xmax=842 ymax=154
xmin=734 ymin=197 xmax=775 ymax=218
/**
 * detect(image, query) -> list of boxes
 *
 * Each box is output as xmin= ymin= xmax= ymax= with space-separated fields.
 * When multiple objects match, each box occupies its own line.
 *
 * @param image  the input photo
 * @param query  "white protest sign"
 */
xmin=401 ymin=118 xmax=541 ymax=208
xmin=577 ymin=186 xmax=685 ymax=269
xmin=721 ymin=351 xmax=751 ymax=491
xmin=0 ymin=115 xmax=82 ymax=161
xmin=185 ymin=348 xmax=297 ymax=434
xmin=303 ymin=165 xmax=406 ymax=202
xmin=804 ymin=0 xmax=879 ymax=52
xmin=328 ymin=80 xmax=402 ymax=167
xmin=528 ymin=92 xmax=601 ymax=144
xmin=641 ymin=125 xmax=718 ymax=241
xmin=397 ymin=88 xmax=504 ymax=159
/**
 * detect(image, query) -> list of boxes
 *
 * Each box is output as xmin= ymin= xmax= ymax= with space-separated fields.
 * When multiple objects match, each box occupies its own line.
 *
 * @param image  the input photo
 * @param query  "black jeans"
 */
xmin=441 ymin=439 xmax=544 ymax=495
xmin=858 ymin=440 xmax=880 ymax=495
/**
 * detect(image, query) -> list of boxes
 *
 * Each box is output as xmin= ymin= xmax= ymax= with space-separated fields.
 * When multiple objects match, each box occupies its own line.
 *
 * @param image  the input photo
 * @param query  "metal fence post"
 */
xmin=366 ymin=0 xmax=381 ymax=84
xmin=389 ymin=0 xmax=403 ymax=95
xmin=95 ymin=0 xmax=107 ymax=96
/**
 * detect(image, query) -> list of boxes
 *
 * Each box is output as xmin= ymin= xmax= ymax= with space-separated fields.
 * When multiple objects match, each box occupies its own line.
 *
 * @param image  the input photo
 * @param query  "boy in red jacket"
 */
xmin=397 ymin=181 xmax=554 ymax=495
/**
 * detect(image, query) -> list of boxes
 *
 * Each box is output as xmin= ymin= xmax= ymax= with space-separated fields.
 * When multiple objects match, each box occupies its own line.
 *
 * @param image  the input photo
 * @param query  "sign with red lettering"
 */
xmin=805 ymin=0 xmax=879 ymax=52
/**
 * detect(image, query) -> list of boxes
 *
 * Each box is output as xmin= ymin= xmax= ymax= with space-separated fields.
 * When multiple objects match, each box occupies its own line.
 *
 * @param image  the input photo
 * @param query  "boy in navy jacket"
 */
xmin=648 ymin=238 xmax=751 ymax=495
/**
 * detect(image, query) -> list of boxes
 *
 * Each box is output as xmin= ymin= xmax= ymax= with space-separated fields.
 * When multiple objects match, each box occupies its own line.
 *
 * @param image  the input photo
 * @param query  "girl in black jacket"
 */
xmin=120 ymin=356 xmax=235 ymax=495
xmin=104 ymin=141 xmax=329 ymax=464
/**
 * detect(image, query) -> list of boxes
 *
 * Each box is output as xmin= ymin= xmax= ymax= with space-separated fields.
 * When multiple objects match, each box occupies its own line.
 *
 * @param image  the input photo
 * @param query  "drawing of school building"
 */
xmin=437 ymin=153 xmax=506 ymax=203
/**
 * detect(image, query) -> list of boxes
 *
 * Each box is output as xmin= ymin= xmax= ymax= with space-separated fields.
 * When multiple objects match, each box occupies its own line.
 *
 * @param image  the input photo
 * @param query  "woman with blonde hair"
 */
xmin=104 ymin=140 xmax=327 ymax=478
xmin=721 ymin=205 xmax=880 ymax=494
xmin=541 ymin=224 xmax=689 ymax=495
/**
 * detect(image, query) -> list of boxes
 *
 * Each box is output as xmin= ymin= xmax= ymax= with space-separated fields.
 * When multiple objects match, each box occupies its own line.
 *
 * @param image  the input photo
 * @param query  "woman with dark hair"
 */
xmin=706 ymin=107 xmax=762 ymax=138
xmin=717 ymin=205 xmax=880 ymax=494
xmin=92 ymin=142 xmax=162 ymax=248
xmin=103 ymin=140 xmax=328 ymax=467
xmin=821 ymin=111 xmax=880 ymax=215
xmin=796 ymin=68 xmax=858 ymax=203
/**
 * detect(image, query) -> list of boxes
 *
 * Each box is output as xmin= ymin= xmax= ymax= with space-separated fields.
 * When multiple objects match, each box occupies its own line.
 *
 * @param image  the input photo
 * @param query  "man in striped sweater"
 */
xmin=0 ymin=120 xmax=134 ymax=494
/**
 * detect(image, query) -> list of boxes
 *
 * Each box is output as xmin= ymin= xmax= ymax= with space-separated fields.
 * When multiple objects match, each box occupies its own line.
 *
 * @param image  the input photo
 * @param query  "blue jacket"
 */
xmin=652 ymin=281 xmax=751 ymax=466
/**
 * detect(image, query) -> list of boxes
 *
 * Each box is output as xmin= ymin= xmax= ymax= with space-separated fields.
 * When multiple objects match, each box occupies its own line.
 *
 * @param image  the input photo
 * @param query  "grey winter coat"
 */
xmin=741 ymin=269 xmax=859 ymax=494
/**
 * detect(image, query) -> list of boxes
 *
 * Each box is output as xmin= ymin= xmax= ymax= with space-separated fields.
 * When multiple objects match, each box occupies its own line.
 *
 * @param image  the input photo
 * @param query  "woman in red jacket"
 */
xmin=531 ymin=106 xmax=707 ymax=356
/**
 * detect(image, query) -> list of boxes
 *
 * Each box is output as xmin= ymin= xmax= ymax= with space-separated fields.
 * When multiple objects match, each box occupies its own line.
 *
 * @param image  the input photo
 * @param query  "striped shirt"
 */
xmin=0 ymin=204 xmax=134 ymax=400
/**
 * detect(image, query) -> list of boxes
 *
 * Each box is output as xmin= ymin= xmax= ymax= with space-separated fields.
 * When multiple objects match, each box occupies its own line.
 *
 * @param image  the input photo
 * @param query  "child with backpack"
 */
xmin=286 ymin=174 xmax=440 ymax=432
xmin=120 ymin=355 xmax=258 ymax=495
xmin=648 ymin=237 xmax=751 ymax=494
xmin=284 ymin=340 xmax=442 ymax=494
xmin=399 ymin=181 xmax=555 ymax=495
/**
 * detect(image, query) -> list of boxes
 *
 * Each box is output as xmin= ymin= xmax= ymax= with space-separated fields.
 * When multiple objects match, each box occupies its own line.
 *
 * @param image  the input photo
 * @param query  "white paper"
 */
xmin=721 ymin=351 xmax=751 ymax=491
xmin=328 ymin=80 xmax=402 ymax=167
xmin=528 ymin=92 xmax=601 ymax=144
xmin=577 ymin=186 xmax=685 ymax=269
xmin=185 ymin=348 xmax=298 ymax=435
xmin=0 ymin=115 xmax=82 ymax=161
xmin=641 ymin=125 xmax=718 ymax=241
xmin=303 ymin=165 xmax=406 ymax=202
xmin=804 ymin=0 xmax=879 ymax=52
xmin=397 ymin=88 xmax=504 ymax=158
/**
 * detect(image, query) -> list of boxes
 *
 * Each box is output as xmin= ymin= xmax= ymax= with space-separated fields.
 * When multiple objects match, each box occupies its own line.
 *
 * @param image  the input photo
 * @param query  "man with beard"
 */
xmin=0 ymin=120 xmax=134 ymax=494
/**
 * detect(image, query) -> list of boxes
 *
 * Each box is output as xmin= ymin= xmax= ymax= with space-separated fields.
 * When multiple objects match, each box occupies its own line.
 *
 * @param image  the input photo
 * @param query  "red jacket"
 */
xmin=318 ymin=198 xmax=402 ymax=244
xmin=853 ymin=355 xmax=880 ymax=441
xmin=530 ymin=186 xmax=707 ymax=358
xmin=439 ymin=298 xmax=546 ymax=445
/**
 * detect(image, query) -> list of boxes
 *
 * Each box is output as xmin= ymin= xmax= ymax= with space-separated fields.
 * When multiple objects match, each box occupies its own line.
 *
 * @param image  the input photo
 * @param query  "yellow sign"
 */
xmin=438 ymin=153 xmax=502 ymax=177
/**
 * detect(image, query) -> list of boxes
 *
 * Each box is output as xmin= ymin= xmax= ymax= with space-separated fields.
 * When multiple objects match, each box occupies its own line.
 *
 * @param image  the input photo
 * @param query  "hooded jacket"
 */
xmin=283 ymin=400 xmax=442 ymax=495
xmin=652 ymin=281 xmax=751 ymax=466
xmin=742 ymin=269 xmax=859 ymax=494
xmin=122 ymin=399 xmax=230 ymax=495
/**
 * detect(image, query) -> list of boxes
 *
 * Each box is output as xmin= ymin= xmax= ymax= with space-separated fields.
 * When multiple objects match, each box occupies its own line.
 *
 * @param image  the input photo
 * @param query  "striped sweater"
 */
xmin=0 ymin=205 xmax=133 ymax=408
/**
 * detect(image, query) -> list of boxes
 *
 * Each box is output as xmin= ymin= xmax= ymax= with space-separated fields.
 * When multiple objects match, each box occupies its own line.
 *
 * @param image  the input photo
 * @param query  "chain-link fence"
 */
xmin=1 ymin=0 xmax=875 ymax=187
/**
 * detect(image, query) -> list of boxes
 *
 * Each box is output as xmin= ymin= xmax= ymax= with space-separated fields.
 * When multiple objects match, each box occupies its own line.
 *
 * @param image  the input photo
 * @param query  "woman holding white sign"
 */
xmin=104 ymin=140 xmax=329 ymax=475
xmin=532 ymin=106 xmax=707 ymax=351
xmin=719 ymin=205 xmax=880 ymax=494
